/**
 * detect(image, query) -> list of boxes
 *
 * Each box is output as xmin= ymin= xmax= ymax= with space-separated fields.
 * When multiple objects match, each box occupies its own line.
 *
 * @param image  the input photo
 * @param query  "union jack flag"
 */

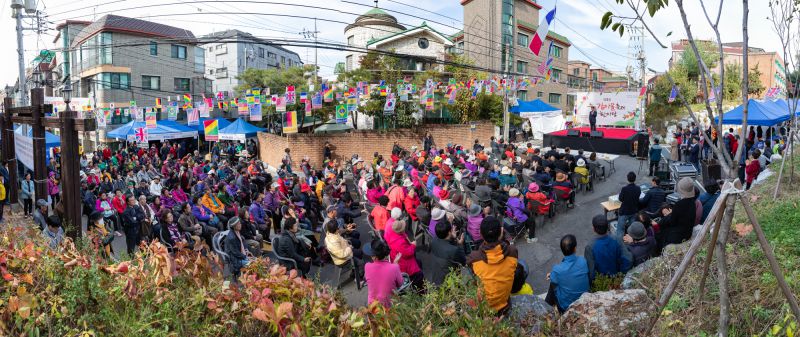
xmin=135 ymin=127 xmax=148 ymax=143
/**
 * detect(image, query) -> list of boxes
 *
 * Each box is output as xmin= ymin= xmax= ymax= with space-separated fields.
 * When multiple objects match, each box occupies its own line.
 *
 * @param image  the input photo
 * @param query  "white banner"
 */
xmin=15 ymin=133 xmax=34 ymax=170
xmin=574 ymin=91 xmax=639 ymax=128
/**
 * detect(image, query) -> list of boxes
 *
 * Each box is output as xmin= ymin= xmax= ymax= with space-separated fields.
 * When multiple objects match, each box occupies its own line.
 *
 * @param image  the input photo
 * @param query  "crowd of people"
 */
xmin=19 ymin=125 xmax=749 ymax=316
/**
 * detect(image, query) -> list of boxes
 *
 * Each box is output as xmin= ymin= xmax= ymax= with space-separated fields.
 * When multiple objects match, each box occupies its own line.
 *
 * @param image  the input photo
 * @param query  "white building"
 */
xmin=344 ymin=7 xmax=453 ymax=73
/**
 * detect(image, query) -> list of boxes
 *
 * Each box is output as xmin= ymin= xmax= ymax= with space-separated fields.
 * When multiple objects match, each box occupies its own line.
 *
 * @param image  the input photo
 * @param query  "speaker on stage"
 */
xmin=590 ymin=130 xmax=604 ymax=138
xmin=581 ymin=131 xmax=590 ymax=137
xmin=635 ymin=132 xmax=650 ymax=158
xmin=567 ymin=129 xmax=581 ymax=137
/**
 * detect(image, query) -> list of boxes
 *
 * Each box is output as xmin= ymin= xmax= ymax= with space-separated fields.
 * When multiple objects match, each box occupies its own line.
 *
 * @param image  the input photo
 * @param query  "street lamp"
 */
xmin=32 ymin=68 xmax=41 ymax=89
xmin=62 ymin=77 xmax=72 ymax=116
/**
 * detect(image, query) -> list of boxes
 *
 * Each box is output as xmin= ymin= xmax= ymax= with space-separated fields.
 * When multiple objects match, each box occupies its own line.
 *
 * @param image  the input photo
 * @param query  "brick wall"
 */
xmin=257 ymin=121 xmax=495 ymax=168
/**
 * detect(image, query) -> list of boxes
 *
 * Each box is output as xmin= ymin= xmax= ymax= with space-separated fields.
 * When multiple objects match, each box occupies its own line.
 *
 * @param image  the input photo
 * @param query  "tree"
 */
xmin=722 ymin=64 xmax=742 ymax=101
xmin=748 ymin=64 xmax=765 ymax=96
xmin=645 ymin=67 xmax=696 ymax=130
xmin=677 ymin=42 xmax=718 ymax=82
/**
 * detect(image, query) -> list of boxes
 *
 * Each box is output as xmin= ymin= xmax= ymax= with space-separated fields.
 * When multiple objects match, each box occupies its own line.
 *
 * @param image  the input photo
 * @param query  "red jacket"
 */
xmin=745 ymin=160 xmax=760 ymax=184
xmin=112 ymin=196 xmax=127 ymax=214
xmin=403 ymin=195 xmax=420 ymax=221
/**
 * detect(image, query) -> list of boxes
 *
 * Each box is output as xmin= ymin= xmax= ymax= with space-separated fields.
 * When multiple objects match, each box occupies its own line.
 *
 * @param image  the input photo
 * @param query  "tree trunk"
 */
xmin=716 ymin=194 xmax=736 ymax=337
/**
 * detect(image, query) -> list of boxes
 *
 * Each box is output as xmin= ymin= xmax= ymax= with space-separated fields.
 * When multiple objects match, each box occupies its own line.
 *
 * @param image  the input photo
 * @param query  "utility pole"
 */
xmin=300 ymin=21 xmax=320 ymax=84
xmin=503 ymin=41 xmax=510 ymax=142
xmin=11 ymin=1 xmax=42 ymax=106
xmin=637 ymin=26 xmax=646 ymax=130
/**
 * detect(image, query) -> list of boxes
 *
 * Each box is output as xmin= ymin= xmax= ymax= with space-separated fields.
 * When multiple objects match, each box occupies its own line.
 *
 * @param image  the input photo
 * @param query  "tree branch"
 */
xmin=624 ymin=0 xmax=669 ymax=48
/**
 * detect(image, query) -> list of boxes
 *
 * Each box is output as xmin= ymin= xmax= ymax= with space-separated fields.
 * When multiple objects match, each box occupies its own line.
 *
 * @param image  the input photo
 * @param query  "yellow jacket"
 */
xmin=575 ymin=166 xmax=590 ymax=184
xmin=467 ymin=242 xmax=518 ymax=312
xmin=324 ymin=232 xmax=352 ymax=266
xmin=202 ymin=193 xmax=225 ymax=214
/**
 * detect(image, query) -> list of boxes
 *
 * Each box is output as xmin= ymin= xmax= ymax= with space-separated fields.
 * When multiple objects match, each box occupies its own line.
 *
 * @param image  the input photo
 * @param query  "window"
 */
xmin=552 ymin=68 xmax=562 ymax=81
xmin=194 ymin=47 xmax=205 ymax=73
xmin=537 ymin=91 xmax=543 ymax=98
xmin=150 ymin=41 xmax=158 ymax=56
xmin=516 ymin=61 xmax=528 ymax=74
xmin=171 ymin=45 xmax=187 ymax=59
xmin=99 ymin=32 xmax=112 ymax=64
xmin=268 ymin=52 xmax=276 ymax=59
xmin=517 ymin=90 xmax=527 ymax=101
xmin=258 ymin=47 xmax=265 ymax=58
xmin=142 ymin=75 xmax=160 ymax=90
xmin=281 ymin=56 xmax=286 ymax=65
xmin=592 ymin=72 xmax=598 ymax=82
xmin=215 ymin=67 xmax=228 ymax=78
xmin=548 ymin=93 xmax=562 ymax=104
xmin=98 ymin=72 xmax=130 ymax=89
xmin=550 ymin=45 xmax=563 ymax=58
xmin=347 ymin=35 xmax=355 ymax=46
xmin=346 ymin=55 xmax=353 ymax=71
xmin=174 ymin=78 xmax=190 ymax=92
xmin=208 ymin=47 xmax=213 ymax=52
xmin=573 ymin=68 xmax=579 ymax=76
xmin=517 ymin=33 xmax=529 ymax=47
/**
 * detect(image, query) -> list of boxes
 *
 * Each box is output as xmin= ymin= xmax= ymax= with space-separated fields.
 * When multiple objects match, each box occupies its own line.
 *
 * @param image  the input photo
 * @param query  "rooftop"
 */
xmin=201 ymin=29 xmax=301 ymax=58
xmin=71 ymin=14 xmax=195 ymax=48
xmin=366 ymin=22 xmax=453 ymax=46
xmin=346 ymin=7 xmax=404 ymax=32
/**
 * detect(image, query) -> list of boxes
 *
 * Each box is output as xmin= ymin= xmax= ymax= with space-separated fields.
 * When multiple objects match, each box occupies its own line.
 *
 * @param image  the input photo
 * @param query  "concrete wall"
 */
xmin=257 ymin=121 xmax=495 ymax=168
xmin=345 ymin=24 xmax=405 ymax=71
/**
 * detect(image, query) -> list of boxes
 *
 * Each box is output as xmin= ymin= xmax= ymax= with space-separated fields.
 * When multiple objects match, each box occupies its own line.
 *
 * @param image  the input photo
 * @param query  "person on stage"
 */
xmin=589 ymin=105 xmax=598 ymax=132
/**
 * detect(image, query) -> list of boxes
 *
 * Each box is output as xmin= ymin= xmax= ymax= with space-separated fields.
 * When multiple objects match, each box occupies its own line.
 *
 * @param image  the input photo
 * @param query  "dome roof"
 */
xmin=345 ymin=7 xmax=405 ymax=32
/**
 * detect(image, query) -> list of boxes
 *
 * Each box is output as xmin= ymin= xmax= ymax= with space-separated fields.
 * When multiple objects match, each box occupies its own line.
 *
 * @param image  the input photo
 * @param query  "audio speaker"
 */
xmin=567 ymin=129 xmax=581 ymax=137
xmin=590 ymin=131 xmax=604 ymax=138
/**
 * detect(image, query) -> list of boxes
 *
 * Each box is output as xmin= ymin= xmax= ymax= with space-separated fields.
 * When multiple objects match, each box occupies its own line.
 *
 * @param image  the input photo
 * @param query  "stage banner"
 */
xmin=574 ymin=91 xmax=639 ymax=127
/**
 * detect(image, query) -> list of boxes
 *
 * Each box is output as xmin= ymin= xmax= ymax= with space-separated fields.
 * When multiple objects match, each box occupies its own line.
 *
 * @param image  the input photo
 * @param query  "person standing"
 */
xmin=589 ymin=105 xmax=598 ymax=132
xmin=648 ymin=138 xmax=663 ymax=176
xmin=20 ymin=173 xmax=34 ymax=217
xmin=584 ymin=215 xmax=632 ymax=281
xmin=689 ymin=137 xmax=700 ymax=171
xmin=121 ymin=195 xmax=144 ymax=256
xmin=363 ymin=240 xmax=404 ymax=308
xmin=616 ymin=172 xmax=641 ymax=238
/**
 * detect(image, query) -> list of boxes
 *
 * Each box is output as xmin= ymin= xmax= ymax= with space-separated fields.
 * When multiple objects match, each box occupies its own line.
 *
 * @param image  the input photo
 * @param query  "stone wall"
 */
xmin=257 ymin=121 xmax=495 ymax=168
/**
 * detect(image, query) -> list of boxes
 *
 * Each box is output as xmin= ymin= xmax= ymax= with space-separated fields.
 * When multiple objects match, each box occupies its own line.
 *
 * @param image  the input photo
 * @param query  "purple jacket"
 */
xmin=192 ymin=204 xmax=214 ymax=222
xmin=249 ymin=202 xmax=267 ymax=225
xmin=160 ymin=195 xmax=178 ymax=210
xmin=506 ymin=197 xmax=528 ymax=223
xmin=262 ymin=191 xmax=279 ymax=212
xmin=467 ymin=215 xmax=483 ymax=241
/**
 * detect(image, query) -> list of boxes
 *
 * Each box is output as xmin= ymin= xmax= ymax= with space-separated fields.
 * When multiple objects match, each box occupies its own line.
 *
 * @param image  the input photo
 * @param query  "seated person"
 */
xmin=427 ymin=220 xmax=467 ymax=285
xmin=573 ymin=159 xmax=591 ymax=190
xmin=639 ymin=177 xmax=666 ymax=215
xmin=624 ymin=222 xmax=656 ymax=266
xmin=275 ymin=218 xmax=312 ymax=276
xmin=697 ymin=180 xmax=721 ymax=224
xmin=525 ymin=183 xmax=552 ymax=216
xmin=324 ymin=216 xmax=365 ymax=286
xmin=584 ymin=215 xmax=632 ymax=281
xmin=467 ymin=216 xmax=519 ymax=315
xmin=370 ymin=195 xmax=390 ymax=233
xmin=224 ymin=216 xmax=251 ymax=278
xmin=545 ymin=234 xmax=589 ymax=313
xmin=363 ymin=240 xmax=404 ymax=308
xmin=552 ymin=172 xmax=575 ymax=207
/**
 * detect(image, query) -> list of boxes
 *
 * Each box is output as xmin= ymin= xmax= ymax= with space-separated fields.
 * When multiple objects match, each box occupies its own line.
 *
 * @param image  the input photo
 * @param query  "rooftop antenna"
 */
xmin=374 ymin=0 xmax=378 ymax=8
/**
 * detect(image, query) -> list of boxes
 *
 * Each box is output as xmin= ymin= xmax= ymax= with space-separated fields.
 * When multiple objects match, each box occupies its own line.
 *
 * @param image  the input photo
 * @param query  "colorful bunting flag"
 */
xmin=187 ymin=108 xmax=199 ymax=126
xmin=346 ymin=95 xmax=358 ymax=112
xmin=284 ymin=111 xmax=298 ymax=134
xmin=276 ymin=96 xmax=287 ymax=112
xmin=312 ymin=92 xmax=322 ymax=109
xmin=250 ymin=103 xmax=262 ymax=121
xmin=305 ymin=101 xmax=312 ymax=116
xmin=204 ymin=119 xmax=219 ymax=141
xmin=183 ymin=94 xmax=192 ymax=109
xmin=530 ymin=6 xmax=556 ymax=55
xmin=384 ymin=95 xmax=396 ymax=115
xmin=668 ymin=86 xmax=678 ymax=103
xmin=135 ymin=127 xmax=148 ymax=143
xmin=323 ymin=88 xmax=333 ymax=102
xmin=155 ymin=98 xmax=162 ymax=109
xmin=335 ymin=104 xmax=348 ymax=124
xmin=167 ymin=102 xmax=178 ymax=121
xmin=286 ymin=86 xmax=296 ymax=105
xmin=145 ymin=110 xmax=157 ymax=129
xmin=238 ymin=102 xmax=249 ymax=116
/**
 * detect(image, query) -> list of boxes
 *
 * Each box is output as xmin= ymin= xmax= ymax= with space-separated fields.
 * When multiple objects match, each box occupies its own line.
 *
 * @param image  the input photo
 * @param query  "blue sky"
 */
xmin=0 ymin=0 xmax=784 ymax=87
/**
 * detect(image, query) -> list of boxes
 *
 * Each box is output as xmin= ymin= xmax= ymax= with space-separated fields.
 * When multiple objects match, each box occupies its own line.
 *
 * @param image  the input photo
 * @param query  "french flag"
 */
xmin=529 ymin=7 xmax=557 ymax=56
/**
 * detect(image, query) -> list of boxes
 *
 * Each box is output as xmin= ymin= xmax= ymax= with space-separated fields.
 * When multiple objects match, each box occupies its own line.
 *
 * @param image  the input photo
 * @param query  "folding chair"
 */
xmin=328 ymin=252 xmax=362 ymax=290
xmin=271 ymin=236 xmax=298 ymax=272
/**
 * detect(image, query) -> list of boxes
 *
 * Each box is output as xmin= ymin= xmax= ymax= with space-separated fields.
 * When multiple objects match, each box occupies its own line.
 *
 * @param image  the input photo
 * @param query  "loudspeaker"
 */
xmin=581 ymin=131 xmax=591 ymax=137
xmin=590 ymin=131 xmax=604 ymax=138
xmin=635 ymin=132 xmax=650 ymax=158
xmin=702 ymin=159 xmax=722 ymax=181
xmin=567 ymin=129 xmax=581 ymax=137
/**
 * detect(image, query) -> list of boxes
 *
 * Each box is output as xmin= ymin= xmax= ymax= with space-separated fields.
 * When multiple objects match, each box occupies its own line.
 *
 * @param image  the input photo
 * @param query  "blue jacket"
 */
xmin=639 ymin=187 xmax=666 ymax=214
xmin=250 ymin=202 xmax=267 ymax=225
xmin=550 ymin=255 xmax=590 ymax=311
xmin=192 ymin=204 xmax=214 ymax=222
xmin=649 ymin=144 xmax=662 ymax=162
xmin=585 ymin=235 xmax=632 ymax=280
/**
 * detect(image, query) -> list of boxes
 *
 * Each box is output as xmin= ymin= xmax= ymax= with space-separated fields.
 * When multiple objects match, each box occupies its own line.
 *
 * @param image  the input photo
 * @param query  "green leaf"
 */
xmin=667 ymin=31 xmax=673 ymax=37
xmin=612 ymin=22 xmax=621 ymax=31
xmin=619 ymin=25 xmax=625 ymax=37
xmin=601 ymin=12 xmax=613 ymax=29
xmin=648 ymin=2 xmax=658 ymax=17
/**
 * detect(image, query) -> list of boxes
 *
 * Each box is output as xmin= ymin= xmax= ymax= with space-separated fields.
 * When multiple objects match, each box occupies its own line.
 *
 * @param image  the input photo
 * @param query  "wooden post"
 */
xmin=740 ymin=196 xmax=800 ymax=322
xmin=60 ymin=103 xmax=82 ymax=238
xmin=0 ymin=97 xmax=17 ymax=205
xmin=31 ymin=89 xmax=47 ymax=203
xmin=697 ymin=201 xmax=727 ymax=301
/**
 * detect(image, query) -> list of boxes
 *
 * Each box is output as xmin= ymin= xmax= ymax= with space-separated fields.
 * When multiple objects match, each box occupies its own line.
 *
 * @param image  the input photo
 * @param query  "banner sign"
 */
xmin=575 ymin=91 xmax=639 ymax=127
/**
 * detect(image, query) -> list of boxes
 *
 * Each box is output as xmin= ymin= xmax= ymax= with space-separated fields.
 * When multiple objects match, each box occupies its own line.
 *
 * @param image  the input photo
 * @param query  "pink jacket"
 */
xmin=364 ymin=260 xmax=403 ymax=308
xmin=366 ymin=187 xmax=385 ymax=205
xmin=383 ymin=227 xmax=421 ymax=276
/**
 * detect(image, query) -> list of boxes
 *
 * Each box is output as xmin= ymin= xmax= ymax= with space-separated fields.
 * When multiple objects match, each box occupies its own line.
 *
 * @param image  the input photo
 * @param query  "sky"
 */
xmin=0 ymin=0 xmax=785 ymax=88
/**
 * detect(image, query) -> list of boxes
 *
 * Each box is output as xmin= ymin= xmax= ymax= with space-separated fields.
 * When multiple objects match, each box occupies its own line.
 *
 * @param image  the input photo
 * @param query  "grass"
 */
xmin=636 ymin=154 xmax=800 ymax=336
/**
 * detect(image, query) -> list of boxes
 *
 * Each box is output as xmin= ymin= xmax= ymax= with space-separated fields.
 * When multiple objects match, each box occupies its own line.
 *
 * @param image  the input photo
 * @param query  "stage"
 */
xmin=542 ymin=127 xmax=639 ymax=155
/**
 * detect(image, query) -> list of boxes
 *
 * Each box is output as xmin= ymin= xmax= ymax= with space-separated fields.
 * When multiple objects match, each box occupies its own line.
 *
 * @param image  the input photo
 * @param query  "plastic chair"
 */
xmin=212 ymin=230 xmax=230 ymax=262
xmin=329 ymin=254 xmax=362 ymax=290
xmin=271 ymin=236 xmax=298 ymax=271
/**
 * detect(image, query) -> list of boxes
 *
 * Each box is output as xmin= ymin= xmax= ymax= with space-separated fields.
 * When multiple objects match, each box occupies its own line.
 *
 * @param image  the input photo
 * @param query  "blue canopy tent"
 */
xmin=715 ymin=99 xmax=791 ymax=126
xmin=218 ymin=118 xmax=266 ymax=142
xmin=14 ymin=126 xmax=60 ymax=147
xmin=509 ymin=99 xmax=564 ymax=139
xmin=106 ymin=120 xmax=198 ymax=142
xmin=770 ymin=98 xmax=800 ymax=116
xmin=198 ymin=118 xmax=232 ymax=135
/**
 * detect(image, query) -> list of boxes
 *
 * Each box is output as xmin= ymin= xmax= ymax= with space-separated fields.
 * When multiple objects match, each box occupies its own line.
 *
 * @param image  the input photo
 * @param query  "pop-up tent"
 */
xmin=510 ymin=99 xmax=565 ymax=139
xmin=218 ymin=118 xmax=266 ymax=142
xmin=770 ymin=98 xmax=800 ymax=116
xmin=107 ymin=120 xmax=198 ymax=141
xmin=716 ymin=99 xmax=791 ymax=126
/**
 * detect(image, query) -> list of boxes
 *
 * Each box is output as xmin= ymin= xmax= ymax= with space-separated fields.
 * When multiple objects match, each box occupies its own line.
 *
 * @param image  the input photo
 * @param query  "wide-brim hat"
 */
xmin=528 ymin=182 xmax=539 ymax=193
xmin=432 ymin=208 xmax=446 ymax=221
xmin=468 ymin=204 xmax=482 ymax=217
xmin=444 ymin=158 xmax=453 ymax=166
xmin=556 ymin=172 xmax=567 ymax=182
xmin=501 ymin=167 xmax=512 ymax=175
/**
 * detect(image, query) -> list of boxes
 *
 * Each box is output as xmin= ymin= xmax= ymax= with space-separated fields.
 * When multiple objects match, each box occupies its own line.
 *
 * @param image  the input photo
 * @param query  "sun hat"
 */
xmin=431 ymin=208 xmax=446 ymax=221
xmin=439 ymin=189 xmax=450 ymax=200
xmin=468 ymin=204 xmax=482 ymax=217
xmin=528 ymin=182 xmax=539 ymax=193
xmin=444 ymin=158 xmax=453 ymax=166
xmin=300 ymin=183 xmax=311 ymax=193
xmin=629 ymin=221 xmax=647 ymax=241
xmin=403 ymin=179 xmax=413 ymax=187
xmin=677 ymin=177 xmax=696 ymax=198
xmin=555 ymin=172 xmax=567 ymax=182
xmin=509 ymin=188 xmax=520 ymax=197
xmin=351 ymin=158 xmax=363 ymax=165
xmin=576 ymin=159 xmax=586 ymax=167
xmin=501 ymin=166 xmax=512 ymax=175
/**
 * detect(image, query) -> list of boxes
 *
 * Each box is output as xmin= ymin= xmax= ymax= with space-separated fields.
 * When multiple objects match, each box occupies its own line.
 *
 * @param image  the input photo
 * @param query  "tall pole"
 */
xmin=503 ymin=42 xmax=510 ymax=142
xmin=93 ymin=81 xmax=100 ymax=150
xmin=15 ymin=8 xmax=28 ymax=106
xmin=314 ymin=18 xmax=319 ymax=85
xmin=639 ymin=26 xmax=647 ymax=130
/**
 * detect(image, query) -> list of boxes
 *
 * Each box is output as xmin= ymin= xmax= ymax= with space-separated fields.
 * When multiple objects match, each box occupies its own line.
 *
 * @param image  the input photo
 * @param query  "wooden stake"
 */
xmin=697 ymin=201 xmax=727 ymax=301
xmin=740 ymin=196 xmax=800 ymax=323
